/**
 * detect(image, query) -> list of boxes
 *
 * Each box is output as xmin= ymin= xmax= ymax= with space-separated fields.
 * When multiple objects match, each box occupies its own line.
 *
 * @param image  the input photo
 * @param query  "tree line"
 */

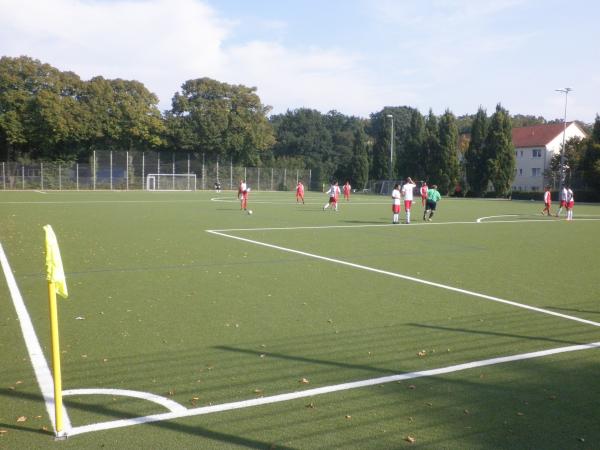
xmin=1 ymin=56 xmax=598 ymax=194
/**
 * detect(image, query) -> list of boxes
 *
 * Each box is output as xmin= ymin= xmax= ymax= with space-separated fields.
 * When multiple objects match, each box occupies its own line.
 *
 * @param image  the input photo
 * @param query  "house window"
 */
xmin=532 ymin=168 xmax=542 ymax=177
xmin=520 ymin=150 xmax=524 ymax=157
xmin=519 ymin=168 xmax=523 ymax=175
xmin=532 ymin=149 xmax=542 ymax=158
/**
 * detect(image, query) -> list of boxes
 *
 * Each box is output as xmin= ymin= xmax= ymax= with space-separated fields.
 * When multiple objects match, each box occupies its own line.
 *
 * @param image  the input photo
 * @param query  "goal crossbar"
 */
xmin=146 ymin=174 xmax=197 ymax=191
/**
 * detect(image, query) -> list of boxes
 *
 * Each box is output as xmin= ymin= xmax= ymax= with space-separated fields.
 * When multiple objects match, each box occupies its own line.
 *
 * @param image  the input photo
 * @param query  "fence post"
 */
xmin=93 ymin=150 xmax=96 ymax=190
xmin=230 ymin=159 xmax=233 ymax=190
xmin=187 ymin=153 xmax=191 ymax=191
xmin=76 ymin=164 xmax=79 ymax=191
xmin=22 ymin=165 xmax=25 ymax=190
xmin=110 ymin=150 xmax=113 ymax=190
xmin=40 ymin=162 xmax=44 ymax=190
xmin=309 ymin=169 xmax=312 ymax=191
xmin=271 ymin=168 xmax=274 ymax=191
xmin=202 ymin=153 xmax=205 ymax=190
xmin=59 ymin=164 xmax=62 ymax=190
xmin=257 ymin=167 xmax=260 ymax=191
xmin=126 ymin=151 xmax=129 ymax=191
xmin=142 ymin=152 xmax=145 ymax=190
xmin=1 ymin=162 xmax=5 ymax=190
xmin=284 ymin=168 xmax=287 ymax=190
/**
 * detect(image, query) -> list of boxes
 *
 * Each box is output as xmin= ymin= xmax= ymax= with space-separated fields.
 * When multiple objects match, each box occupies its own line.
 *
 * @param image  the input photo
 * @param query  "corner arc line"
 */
xmin=62 ymin=388 xmax=187 ymax=413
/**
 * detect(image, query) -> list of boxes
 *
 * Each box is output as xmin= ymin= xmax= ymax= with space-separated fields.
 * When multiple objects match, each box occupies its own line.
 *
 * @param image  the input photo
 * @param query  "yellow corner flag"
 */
xmin=44 ymin=225 xmax=68 ymax=298
xmin=43 ymin=225 xmax=69 ymax=436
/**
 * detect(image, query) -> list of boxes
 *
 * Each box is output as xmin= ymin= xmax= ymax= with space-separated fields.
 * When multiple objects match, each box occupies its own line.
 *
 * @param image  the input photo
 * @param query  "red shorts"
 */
xmin=404 ymin=200 xmax=413 ymax=210
xmin=329 ymin=197 xmax=336 ymax=204
xmin=567 ymin=201 xmax=574 ymax=208
xmin=560 ymin=200 xmax=566 ymax=207
xmin=392 ymin=204 xmax=400 ymax=214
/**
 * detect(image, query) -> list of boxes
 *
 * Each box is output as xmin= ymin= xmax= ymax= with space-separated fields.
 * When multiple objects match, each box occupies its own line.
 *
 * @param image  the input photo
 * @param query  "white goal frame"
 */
xmin=145 ymin=173 xmax=197 ymax=191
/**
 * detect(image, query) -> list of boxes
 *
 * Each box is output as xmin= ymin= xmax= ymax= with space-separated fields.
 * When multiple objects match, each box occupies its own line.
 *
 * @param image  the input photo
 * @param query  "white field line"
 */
xmin=0 ymin=199 xmax=205 ymax=205
xmin=66 ymin=340 xmax=600 ymax=437
xmin=63 ymin=389 xmax=187 ymax=413
xmin=213 ymin=216 xmax=600 ymax=233
xmin=0 ymin=243 xmax=72 ymax=434
xmin=206 ymin=230 xmax=600 ymax=329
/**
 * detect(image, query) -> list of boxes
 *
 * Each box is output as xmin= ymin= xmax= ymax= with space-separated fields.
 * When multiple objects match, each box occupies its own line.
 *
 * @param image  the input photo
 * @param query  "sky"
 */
xmin=1 ymin=0 xmax=599 ymax=122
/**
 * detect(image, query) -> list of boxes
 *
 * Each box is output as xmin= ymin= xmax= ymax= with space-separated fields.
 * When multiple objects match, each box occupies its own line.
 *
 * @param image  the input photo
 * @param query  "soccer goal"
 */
xmin=146 ymin=174 xmax=197 ymax=191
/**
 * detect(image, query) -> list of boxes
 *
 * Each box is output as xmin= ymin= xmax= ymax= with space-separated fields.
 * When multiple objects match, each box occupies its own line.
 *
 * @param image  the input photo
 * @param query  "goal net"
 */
xmin=146 ymin=174 xmax=197 ymax=191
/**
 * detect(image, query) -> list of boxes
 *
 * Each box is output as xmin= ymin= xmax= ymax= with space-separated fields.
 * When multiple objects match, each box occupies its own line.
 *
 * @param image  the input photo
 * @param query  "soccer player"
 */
xmin=556 ymin=185 xmax=568 ymax=217
xmin=566 ymin=186 xmax=574 ymax=221
xmin=323 ymin=181 xmax=340 ymax=211
xmin=391 ymin=183 xmax=401 ymax=224
xmin=343 ymin=181 xmax=351 ymax=201
xmin=401 ymin=177 xmax=417 ymax=223
xmin=238 ymin=179 xmax=249 ymax=211
xmin=296 ymin=181 xmax=305 ymax=204
xmin=541 ymin=186 xmax=552 ymax=216
xmin=420 ymin=182 xmax=428 ymax=207
xmin=423 ymin=184 xmax=441 ymax=221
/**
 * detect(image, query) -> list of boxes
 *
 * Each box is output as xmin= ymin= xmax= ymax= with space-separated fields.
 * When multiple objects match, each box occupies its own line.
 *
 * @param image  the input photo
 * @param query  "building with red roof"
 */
xmin=511 ymin=122 xmax=587 ymax=191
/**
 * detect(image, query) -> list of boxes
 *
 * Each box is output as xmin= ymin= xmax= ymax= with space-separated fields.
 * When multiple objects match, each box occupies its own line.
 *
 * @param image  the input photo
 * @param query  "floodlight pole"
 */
xmin=386 ymin=114 xmax=394 ymax=180
xmin=555 ymin=87 xmax=572 ymax=191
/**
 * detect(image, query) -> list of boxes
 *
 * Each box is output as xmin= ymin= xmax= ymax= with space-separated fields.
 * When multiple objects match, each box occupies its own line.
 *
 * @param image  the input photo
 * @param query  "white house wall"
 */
xmin=512 ymin=123 xmax=587 ymax=191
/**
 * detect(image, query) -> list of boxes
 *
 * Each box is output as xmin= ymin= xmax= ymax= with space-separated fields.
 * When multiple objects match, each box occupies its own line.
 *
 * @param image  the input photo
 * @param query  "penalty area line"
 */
xmin=66 ymin=340 xmax=600 ymax=437
xmin=206 ymin=230 xmax=600 ymax=329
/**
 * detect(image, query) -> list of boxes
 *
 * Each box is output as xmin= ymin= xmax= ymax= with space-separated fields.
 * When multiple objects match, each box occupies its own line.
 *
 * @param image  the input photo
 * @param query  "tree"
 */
xmin=464 ymin=107 xmax=489 ymax=195
xmin=368 ymin=107 xmax=415 ymax=180
xmin=400 ymin=109 xmax=426 ymax=181
xmin=169 ymin=78 xmax=274 ymax=165
xmin=437 ymin=109 xmax=460 ymax=194
xmin=582 ymin=114 xmax=600 ymax=190
xmin=271 ymin=108 xmax=332 ymax=171
xmin=348 ymin=128 xmax=369 ymax=189
xmin=485 ymin=104 xmax=515 ymax=196
xmin=0 ymin=56 xmax=87 ymax=160
xmin=83 ymin=77 xmax=166 ymax=152
xmin=422 ymin=109 xmax=441 ymax=185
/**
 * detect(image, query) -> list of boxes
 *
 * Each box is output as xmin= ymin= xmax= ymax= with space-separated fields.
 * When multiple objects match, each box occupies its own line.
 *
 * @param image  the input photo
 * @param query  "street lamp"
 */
xmin=386 ymin=114 xmax=394 ymax=180
xmin=555 ymin=87 xmax=572 ymax=191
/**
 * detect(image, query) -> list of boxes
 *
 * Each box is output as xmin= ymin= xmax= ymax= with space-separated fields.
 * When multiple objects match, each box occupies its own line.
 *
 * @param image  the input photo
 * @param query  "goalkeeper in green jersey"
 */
xmin=423 ymin=184 xmax=441 ymax=221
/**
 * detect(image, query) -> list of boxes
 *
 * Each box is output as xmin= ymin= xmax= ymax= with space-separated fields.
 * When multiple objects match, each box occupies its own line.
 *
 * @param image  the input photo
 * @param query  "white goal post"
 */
xmin=146 ymin=174 xmax=197 ymax=191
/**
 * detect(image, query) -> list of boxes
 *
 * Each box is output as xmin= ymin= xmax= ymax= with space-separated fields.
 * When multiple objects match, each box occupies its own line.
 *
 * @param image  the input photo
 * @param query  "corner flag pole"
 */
xmin=43 ymin=225 xmax=69 ymax=436
xmin=47 ymin=278 xmax=64 ymax=434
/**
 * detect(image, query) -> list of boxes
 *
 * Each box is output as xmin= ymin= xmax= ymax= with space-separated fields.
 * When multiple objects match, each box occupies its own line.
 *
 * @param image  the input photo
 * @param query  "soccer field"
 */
xmin=1 ymin=190 xmax=599 ymax=449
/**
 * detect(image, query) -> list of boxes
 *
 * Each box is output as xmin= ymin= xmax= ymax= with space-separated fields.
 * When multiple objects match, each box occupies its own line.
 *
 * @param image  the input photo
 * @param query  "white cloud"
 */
xmin=0 ymin=0 xmax=233 ymax=109
xmin=0 ymin=0 xmax=393 ymax=116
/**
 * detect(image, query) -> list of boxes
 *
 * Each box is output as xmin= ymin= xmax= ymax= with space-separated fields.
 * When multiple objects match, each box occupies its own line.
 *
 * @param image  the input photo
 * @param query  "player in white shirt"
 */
xmin=391 ymin=183 xmax=401 ymax=224
xmin=566 ymin=186 xmax=574 ymax=221
xmin=556 ymin=186 xmax=568 ymax=217
xmin=323 ymin=181 xmax=341 ymax=211
xmin=401 ymin=177 xmax=417 ymax=224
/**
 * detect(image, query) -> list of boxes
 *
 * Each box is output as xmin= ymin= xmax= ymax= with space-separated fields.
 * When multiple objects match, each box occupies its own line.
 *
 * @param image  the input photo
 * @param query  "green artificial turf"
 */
xmin=1 ymin=190 xmax=599 ymax=449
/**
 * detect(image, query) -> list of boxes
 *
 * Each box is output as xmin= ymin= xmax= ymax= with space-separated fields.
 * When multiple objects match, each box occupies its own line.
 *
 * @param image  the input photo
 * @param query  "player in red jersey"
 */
xmin=420 ymin=182 xmax=428 ymax=207
xmin=343 ymin=181 xmax=351 ymax=201
xmin=296 ymin=181 xmax=305 ymax=204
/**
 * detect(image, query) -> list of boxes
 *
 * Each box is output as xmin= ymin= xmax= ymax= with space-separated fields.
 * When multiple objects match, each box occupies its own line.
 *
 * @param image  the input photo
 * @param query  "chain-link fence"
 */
xmin=0 ymin=151 xmax=313 ymax=192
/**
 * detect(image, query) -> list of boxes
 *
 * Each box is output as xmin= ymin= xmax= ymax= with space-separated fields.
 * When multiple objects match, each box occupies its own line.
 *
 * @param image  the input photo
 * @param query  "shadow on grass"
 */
xmin=214 ymin=345 xmax=397 ymax=375
xmin=544 ymin=305 xmax=600 ymax=315
xmin=407 ymin=323 xmax=587 ymax=346
xmin=0 ymin=388 xmax=295 ymax=449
